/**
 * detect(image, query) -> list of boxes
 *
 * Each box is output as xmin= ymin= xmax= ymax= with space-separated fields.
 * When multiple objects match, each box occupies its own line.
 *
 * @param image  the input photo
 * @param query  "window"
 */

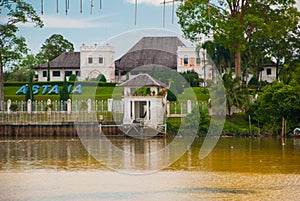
xmin=76 ymin=71 xmax=81 ymax=76
xmin=52 ymin=71 xmax=61 ymax=77
xmin=196 ymin=58 xmax=201 ymax=66
xmin=266 ymin=68 xmax=272 ymax=75
xmin=184 ymin=57 xmax=189 ymax=67
xmin=99 ymin=57 xmax=104 ymax=64
xmin=42 ymin=71 xmax=47 ymax=77
xmin=65 ymin=71 xmax=72 ymax=76
xmin=189 ymin=58 xmax=195 ymax=66
xmin=88 ymin=57 xmax=93 ymax=64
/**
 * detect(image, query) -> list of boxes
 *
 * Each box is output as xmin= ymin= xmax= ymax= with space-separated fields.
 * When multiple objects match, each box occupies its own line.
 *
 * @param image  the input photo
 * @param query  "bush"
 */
xmin=10 ymin=103 xmax=18 ymax=112
xmin=68 ymin=74 xmax=77 ymax=82
xmin=44 ymin=104 xmax=53 ymax=111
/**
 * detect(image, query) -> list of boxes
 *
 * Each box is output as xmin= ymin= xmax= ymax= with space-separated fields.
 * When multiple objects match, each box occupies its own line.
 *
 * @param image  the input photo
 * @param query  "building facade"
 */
xmin=34 ymin=45 xmax=115 ymax=82
xmin=80 ymin=45 xmax=115 ymax=82
xmin=177 ymin=46 xmax=213 ymax=80
xmin=34 ymin=52 xmax=81 ymax=82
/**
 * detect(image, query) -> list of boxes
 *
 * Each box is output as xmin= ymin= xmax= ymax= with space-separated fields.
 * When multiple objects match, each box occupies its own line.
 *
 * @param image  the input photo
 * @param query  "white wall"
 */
xmin=80 ymin=45 xmax=115 ymax=82
xmin=259 ymin=66 xmax=277 ymax=83
xmin=177 ymin=46 xmax=213 ymax=80
xmin=37 ymin=69 xmax=79 ymax=81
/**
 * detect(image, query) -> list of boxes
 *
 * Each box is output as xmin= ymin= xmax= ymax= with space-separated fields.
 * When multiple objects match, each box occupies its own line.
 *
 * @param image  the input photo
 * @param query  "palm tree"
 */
xmin=222 ymin=71 xmax=250 ymax=116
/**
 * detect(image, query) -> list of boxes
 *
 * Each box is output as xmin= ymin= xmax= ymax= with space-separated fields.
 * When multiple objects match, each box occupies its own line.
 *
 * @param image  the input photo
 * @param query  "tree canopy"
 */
xmin=0 ymin=0 xmax=43 ymax=108
xmin=177 ymin=0 xmax=300 ymax=79
xmin=37 ymin=34 xmax=74 ymax=62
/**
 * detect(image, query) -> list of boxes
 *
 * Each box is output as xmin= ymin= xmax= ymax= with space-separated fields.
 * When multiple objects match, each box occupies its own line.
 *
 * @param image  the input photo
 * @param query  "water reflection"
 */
xmin=0 ymin=137 xmax=300 ymax=174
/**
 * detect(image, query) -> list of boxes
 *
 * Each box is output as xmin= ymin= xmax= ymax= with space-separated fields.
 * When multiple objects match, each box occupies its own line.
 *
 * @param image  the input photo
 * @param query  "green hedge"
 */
xmin=4 ymin=81 xmax=117 ymax=87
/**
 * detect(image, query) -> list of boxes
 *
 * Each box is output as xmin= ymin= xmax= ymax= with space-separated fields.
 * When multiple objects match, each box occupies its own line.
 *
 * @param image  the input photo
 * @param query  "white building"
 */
xmin=34 ymin=45 xmax=115 ymax=82
xmin=34 ymin=52 xmax=81 ymax=82
xmin=177 ymin=46 xmax=213 ymax=80
xmin=80 ymin=45 xmax=115 ymax=82
xmin=259 ymin=64 xmax=277 ymax=83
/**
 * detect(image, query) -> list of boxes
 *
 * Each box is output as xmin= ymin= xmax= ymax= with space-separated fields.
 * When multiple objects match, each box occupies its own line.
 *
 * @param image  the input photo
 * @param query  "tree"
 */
xmin=222 ymin=71 xmax=250 ymax=116
xmin=25 ymin=72 xmax=34 ymax=102
xmin=249 ymin=82 xmax=300 ymax=135
xmin=37 ymin=34 xmax=74 ymax=62
xmin=60 ymin=76 xmax=69 ymax=111
xmin=0 ymin=0 xmax=43 ymax=109
xmin=201 ymin=41 xmax=232 ymax=74
xmin=177 ymin=0 xmax=299 ymax=79
xmin=180 ymin=70 xmax=200 ymax=87
xmin=68 ymin=74 xmax=78 ymax=82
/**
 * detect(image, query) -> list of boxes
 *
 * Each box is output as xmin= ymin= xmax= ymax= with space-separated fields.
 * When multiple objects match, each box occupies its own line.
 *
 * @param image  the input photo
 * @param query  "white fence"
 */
xmin=0 ymin=99 xmax=207 ymax=123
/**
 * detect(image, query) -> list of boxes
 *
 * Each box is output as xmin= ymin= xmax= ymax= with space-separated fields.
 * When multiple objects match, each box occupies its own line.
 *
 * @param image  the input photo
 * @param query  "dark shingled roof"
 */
xmin=131 ymin=64 xmax=172 ymax=73
xmin=115 ymin=36 xmax=185 ymax=71
xmin=33 ymin=52 xmax=80 ymax=69
xmin=119 ymin=74 xmax=167 ymax=87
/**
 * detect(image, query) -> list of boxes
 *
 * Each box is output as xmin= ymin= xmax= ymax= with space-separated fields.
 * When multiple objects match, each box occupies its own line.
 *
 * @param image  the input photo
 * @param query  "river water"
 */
xmin=0 ymin=136 xmax=299 ymax=200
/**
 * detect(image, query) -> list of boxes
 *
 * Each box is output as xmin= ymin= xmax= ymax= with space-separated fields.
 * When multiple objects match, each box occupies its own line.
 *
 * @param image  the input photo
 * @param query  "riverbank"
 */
xmin=0 ymin=170 xmax=299 ymax=201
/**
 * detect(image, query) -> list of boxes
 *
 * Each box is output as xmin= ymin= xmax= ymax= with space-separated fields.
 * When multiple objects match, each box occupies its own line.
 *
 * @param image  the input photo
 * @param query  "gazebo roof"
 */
xmin=119 ymin=74 xmax=167 ymax=88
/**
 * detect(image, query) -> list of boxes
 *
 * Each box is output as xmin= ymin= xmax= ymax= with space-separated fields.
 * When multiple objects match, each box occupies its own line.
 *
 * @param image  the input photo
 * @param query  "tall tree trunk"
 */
xmin=235 ymin=51 xmax=241 ymax=79
xmin=0 ymin=53 xmax=4 ymax=111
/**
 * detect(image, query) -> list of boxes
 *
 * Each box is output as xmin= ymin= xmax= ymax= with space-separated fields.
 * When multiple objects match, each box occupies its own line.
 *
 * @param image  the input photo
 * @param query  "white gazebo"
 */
xmin=118 ymin=74 xmax=167 ymax=134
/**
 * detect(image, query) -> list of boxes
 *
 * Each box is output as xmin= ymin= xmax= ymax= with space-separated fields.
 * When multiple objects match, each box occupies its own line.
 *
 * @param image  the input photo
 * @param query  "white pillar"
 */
xmin=166 ymin=101 xmax=170 ymax=117
xmin=132 ymin=101 xmax=135 ymax=120
xmin=123 ymin=99 xmax=131 ymax=124
xmin=67 ymin=99 xmax=72 ymax=114
xmin=146 ymin=101 xmax=150 ymax=120
xmin=27 ymin=99 xmax=32 ymax=114
xmin=47 ymin=99 xmax=52 ymax=115
xmin=107 ymin=99 xmax=113 ymax=112
xmin=87 ymin=99 xmax=92 ymax=113
xmin=7 ymin=99 xmax=11 ymax=114
xmin=187 ymin=100 xmax=192 ymax=114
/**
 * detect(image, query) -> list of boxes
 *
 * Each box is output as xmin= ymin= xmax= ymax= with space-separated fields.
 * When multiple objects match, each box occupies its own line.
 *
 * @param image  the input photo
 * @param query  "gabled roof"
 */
xmin=115 ymin=36 xmax=185 ymax=71
xmin=33 ymin=52 xmax=80 ymax=69
xmin=119 ymin=74 xmax=167 ymax=88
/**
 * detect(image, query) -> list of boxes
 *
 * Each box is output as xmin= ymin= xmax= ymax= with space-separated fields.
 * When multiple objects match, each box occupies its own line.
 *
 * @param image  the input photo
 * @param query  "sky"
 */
xmin=2 ymin=0 xmax=300 ymax=58
xmin=10 ymin=0 xmax=187 ymax=58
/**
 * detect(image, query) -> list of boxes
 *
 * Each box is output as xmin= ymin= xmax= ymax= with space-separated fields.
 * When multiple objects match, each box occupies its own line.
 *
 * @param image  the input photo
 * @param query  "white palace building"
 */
xmin=34 ymin=35 xmax=275 ymax=83
xmin=34 ymin=36 xmax=213 ymax=82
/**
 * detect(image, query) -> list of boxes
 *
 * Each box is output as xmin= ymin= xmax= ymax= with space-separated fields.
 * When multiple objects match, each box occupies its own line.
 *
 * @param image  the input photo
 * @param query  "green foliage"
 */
xmin=180 ymin=71 xmax=200 ymax=87
xmin=0 ymin=0 xmax=43 ymax=104
xmin=176 ymin=0 xmax=300 ymax=78
xmin=222 ymin=71 xmax=250 ymax=115
xmin=68 ymin=74 xmax=77 ymax=82
xmin=44 ymin=104 xmax=53 ymax=111
xmin=98 ymin=74 xmax=106 ymax=82
xmin=249 ymin=82 xmax=300 ymax=134
xmin=248 ymin=77 xmax=259 ymax=87
xmin=25 ymin=72 xmax=34 ymax=101
xmin=60 ymin=77 xmax=69 ymax=101
xmin=201 ymin=41 xmax=232 ymax=73
xmin=9 ymin=103 xmax=18 ymax=112
xmin=167 ymin=84 xmax=178 ymax=101
xmin=80 ymin=101 xmax=88 ymax=111
xmin=37 ymin=34 xmax=74 ymax=62
xmin=149 ymin=69 xmax=184 ymax=95
xmin=135 ymin=88 xmax=150 ymax=96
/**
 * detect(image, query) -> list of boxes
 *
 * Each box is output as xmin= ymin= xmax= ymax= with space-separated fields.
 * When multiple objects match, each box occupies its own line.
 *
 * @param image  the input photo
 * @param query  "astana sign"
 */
xmin=16 ymin=84 xmax=82 ymax=95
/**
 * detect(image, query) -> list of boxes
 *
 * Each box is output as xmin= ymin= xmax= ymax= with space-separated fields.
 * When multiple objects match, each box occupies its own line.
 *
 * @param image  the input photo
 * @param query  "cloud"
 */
xmin=0 ymin=15 xmax=110 ymax=29
xmin=125 ymin=0 xmax=169 ymax=6
xmin=41 ymin=15 xmax=111 ymax=29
